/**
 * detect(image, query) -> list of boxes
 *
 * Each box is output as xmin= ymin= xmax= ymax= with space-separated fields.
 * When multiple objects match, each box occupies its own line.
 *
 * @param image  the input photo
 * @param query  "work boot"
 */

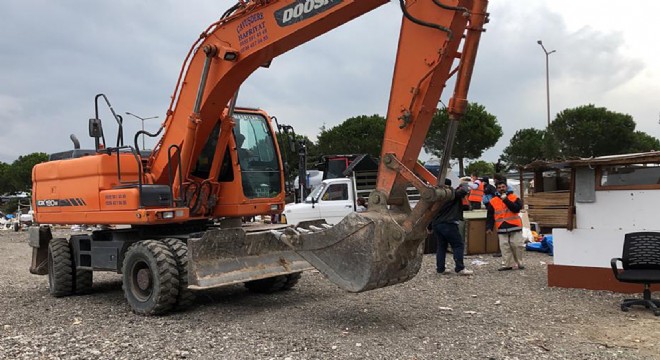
xmin=457 ymin=269 xmax=474 ymax=276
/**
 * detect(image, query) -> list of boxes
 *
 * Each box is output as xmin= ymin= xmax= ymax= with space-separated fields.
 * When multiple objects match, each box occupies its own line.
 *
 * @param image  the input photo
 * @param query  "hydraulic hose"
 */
xmin=432 ymin=0 xmax=468 ymax=13
xmin=398 ymin=0 xmax=453 ymax=39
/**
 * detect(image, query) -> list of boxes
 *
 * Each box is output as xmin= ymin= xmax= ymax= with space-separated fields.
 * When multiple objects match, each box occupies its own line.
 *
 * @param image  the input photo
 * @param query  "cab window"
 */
xmin=322 ymin=183 xmax=348 ymax=201
xmin=233 ymin=112 xmax=281 ymax=199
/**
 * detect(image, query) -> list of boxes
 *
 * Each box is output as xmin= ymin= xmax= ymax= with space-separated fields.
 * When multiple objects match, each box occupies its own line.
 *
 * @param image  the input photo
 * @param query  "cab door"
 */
xmin=317 ymin=182 xmax=353 ymax=225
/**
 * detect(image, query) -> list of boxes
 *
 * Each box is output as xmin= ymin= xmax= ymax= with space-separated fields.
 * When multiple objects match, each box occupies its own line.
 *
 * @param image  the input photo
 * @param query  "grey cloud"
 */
xmin=0 ymin=1 xmax=652 ymax=166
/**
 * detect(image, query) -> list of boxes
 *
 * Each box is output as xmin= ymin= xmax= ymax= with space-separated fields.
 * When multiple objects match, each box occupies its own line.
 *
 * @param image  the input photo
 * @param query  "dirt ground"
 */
xmin=0 ymin=229 xmax=658 ymax=360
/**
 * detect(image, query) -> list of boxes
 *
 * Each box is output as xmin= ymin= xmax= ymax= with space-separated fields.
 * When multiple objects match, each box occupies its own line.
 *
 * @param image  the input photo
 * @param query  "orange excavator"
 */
xmin=29 ymin=0 xmax=489 ymax=315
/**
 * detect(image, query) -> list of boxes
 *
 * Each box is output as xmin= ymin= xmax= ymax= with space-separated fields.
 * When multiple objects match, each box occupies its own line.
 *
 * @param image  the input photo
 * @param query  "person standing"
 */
xmin=486 ymin=180 xmax=524 ymax=271
xmin=481 ymin=176 xmax=502 ymax=258
xmin=467 ymin=174 xmax=484 ymax=210
xmin=356 ymin=197 xmax=368 ymax=212
xmin=480 ymin=176 xmax=497 ymax=206
xmin=430 ymin=179 xmax=473 ymax=276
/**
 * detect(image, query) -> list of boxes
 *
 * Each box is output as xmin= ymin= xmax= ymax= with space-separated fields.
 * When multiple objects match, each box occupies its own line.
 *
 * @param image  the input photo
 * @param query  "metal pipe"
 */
xmin=193 ymin=45 xmax=217 ymax=114
xmin=537 ymin=40 xmax=556 ymax=127
xmin=437 ymin=118 xmax=459 ymax=186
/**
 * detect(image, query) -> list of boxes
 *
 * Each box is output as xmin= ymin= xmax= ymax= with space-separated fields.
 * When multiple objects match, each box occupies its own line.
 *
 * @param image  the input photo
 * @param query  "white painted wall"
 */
xmin=576 ymin=190 xmax=660 ymax=230
xmin=553 ymin=189 xmax=660 ymax=268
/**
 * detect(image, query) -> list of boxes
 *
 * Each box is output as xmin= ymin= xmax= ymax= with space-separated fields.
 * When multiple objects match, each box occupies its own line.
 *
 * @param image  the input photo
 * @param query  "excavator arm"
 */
xmin=147 ymin=0 xmax=394 ymax=189
xmin=144 ymin=0 xmax=489 ymax=292
xmin=275 ymin=0 xmax=489 ymax=292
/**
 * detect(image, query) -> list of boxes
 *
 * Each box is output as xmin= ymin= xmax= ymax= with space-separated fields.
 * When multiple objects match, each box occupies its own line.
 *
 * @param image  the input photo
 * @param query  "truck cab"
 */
xmin=283 ymin=178 xmax=356 ymax=226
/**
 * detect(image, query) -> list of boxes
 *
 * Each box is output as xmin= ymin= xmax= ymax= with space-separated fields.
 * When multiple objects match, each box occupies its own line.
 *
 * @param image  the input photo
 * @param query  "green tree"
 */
xmin=541 ymin=130 xmax=561 ymax=161
xmin=628 ymin=131 xmax=660 ymax=153
xmin=549 ymin=105 xmax=636 ymax=157
xmin=0 ymin=162 xmax=10 ymax=194
xmin=501 ymin=128 xmax=546 ymax=167
xmin=465 ymin=160 xmax=494 ymax=177
xmin=424 ymin=102 xmax=502 ymax=176
xmin=316 ymin=115 xmax=386 ymax=158
xmin=6 ymin=152 xmax=49 ymax=193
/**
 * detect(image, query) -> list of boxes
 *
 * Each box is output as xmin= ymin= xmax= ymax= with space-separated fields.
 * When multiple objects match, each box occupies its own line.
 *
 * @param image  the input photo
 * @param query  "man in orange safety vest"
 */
xmin=467 ymin=173 xmax=484 ymax=210
xmin=486 ymin=179 xmax=524 ymax=271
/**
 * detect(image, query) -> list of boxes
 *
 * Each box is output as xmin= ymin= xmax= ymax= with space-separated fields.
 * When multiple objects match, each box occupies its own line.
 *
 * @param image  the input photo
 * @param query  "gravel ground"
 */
xmin=1 ymin=229 xmax=658 ymax=360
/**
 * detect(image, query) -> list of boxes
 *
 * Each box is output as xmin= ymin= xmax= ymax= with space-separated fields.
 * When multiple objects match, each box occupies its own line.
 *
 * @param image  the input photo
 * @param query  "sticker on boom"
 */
xmin=275 ymin=0 xmax=343 ymax=27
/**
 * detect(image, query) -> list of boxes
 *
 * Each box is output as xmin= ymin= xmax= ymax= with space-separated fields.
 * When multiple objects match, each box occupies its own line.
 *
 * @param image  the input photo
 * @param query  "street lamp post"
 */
xmin=125 ymin=112 xmax=159 ymax=150
xmin=537 ymin=40 xmax=556 ymax=127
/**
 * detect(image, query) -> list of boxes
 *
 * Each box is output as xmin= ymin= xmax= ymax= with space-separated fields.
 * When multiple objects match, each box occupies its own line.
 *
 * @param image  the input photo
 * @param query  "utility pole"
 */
xmin=537 ymin=40 xmax=556 ymax=127
xmin=125 ymin=112 xmax=159 ymax=150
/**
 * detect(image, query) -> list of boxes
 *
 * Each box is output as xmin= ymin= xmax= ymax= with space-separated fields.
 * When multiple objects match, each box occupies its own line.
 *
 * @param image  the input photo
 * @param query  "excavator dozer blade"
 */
xmin=277 ymin=211 xmax=426 ymax=292
xmin=187 ymin=227 xmax=313 ymax=290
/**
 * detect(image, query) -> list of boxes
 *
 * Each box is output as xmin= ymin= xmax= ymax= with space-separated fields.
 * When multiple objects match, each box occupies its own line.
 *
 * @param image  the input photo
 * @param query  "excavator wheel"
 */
xmin=74 ymin=267 xmax=93 ymax=295
xmin=69 ymin=240 xmax=93 ymax=295
xmin=121 ymin=240 xmax=180 ymax=315
xmin=47 ymin=238 xmax=74 ymax=297
xmin=244 ymin=272 xmax=302 ymax=294
xmin=162 ymin=238 xmax=195 ymax=311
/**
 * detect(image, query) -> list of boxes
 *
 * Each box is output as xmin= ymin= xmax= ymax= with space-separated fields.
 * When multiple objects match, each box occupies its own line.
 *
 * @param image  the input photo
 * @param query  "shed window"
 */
xmin=597 ymin=164 xmax=660 ymax=190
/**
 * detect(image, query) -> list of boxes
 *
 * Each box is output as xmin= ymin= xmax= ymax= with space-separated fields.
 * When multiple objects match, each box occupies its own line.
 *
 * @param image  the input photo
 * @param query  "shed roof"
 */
xmin=521 ymin=151 xmax=660 ymax=172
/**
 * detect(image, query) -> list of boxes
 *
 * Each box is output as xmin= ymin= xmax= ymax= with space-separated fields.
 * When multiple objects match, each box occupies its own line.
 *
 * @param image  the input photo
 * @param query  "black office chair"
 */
xmin=610 ymin=232 xmax=660 ymax=316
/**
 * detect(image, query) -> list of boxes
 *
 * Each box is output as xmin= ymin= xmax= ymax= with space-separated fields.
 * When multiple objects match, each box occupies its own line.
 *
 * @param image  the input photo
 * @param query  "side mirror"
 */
xmin=89 ymin=118 xmax=104 ymax=151
xmin=89 ymin=118 xmax=103 ymax=138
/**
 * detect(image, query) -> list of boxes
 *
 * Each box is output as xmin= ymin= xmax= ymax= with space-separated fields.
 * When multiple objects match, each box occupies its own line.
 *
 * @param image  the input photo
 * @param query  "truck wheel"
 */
xmin=244 ymin=272 xmax=302 ymax=293
xmin=162 ymin=238 xmax=195 ymax=311
xmin=13 ymin=223 xmax=20 ymax=232
xmin=122 ymin=240 xmax=179 ymax=315
xmin=48 ymin=238 xmax=74 ymax=297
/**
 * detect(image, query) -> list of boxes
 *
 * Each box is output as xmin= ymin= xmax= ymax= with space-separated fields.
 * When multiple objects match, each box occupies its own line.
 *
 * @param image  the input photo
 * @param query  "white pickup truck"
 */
xmin=283 ymin=177 xmax=365 ymax=226
xmin=282 ymin=174 xmax=420 ymax=226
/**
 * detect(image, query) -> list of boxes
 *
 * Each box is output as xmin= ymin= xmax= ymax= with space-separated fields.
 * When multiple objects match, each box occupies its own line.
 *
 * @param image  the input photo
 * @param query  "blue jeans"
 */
xmin=433 ymin=222 xmax=465 ymax=272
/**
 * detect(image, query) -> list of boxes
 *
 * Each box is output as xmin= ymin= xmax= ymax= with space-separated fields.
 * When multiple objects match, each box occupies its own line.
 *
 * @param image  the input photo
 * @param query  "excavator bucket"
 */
xmin=276 ymin=211 xmax=427 ymax=292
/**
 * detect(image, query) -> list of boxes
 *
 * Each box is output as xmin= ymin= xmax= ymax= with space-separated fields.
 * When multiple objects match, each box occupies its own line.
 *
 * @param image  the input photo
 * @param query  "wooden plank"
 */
xmin=527 ymin=208 xmax=570 ymax=228
xmin=526 ymin=191 xmax=570 ymax=208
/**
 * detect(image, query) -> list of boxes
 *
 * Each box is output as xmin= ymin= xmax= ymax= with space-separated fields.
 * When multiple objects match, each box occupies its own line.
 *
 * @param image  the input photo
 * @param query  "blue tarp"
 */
xmin=525 ymin=235 xmax=553 ymax=255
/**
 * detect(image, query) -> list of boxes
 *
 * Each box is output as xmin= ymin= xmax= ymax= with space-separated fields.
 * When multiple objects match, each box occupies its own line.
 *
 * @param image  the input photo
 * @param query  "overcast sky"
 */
xmin=2 ymin=0 xmax=659 ymax=166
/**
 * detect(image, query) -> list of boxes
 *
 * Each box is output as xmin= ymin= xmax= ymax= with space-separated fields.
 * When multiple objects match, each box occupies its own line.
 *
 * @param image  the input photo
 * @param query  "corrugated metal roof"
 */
xmin=521 ymin=151 xmax=660 ymax=171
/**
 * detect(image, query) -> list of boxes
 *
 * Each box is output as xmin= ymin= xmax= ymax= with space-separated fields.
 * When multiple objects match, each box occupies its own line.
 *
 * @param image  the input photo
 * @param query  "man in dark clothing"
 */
xmin=430 ymin=179 xmax=473 ymax=276
xmin=486 ymin=180 xmax=525 ymax=271
xmin=480 ymin=176 xmax=502 ymax=258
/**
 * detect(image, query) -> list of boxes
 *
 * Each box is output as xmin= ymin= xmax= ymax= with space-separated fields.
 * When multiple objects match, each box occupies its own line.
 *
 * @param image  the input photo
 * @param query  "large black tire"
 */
xmin=244 ymin=272 xmax=302 ymax=294
xmin=74 ymin=268 xmax=93 ymax=295
xmin=68 ymin=242 xmax=93 ymax=295
xmin=122 ymin=240 xmax=179 ymax=315
xmin=48 ymin=238 xmax=73 ymax=297
xmin=162 ymin=238 xmax=195 ymax=311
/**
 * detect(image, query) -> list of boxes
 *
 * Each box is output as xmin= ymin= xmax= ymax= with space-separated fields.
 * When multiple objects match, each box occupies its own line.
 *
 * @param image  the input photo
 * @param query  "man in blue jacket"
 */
xmin=429 ymin=179 xmax=474 ymax=276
